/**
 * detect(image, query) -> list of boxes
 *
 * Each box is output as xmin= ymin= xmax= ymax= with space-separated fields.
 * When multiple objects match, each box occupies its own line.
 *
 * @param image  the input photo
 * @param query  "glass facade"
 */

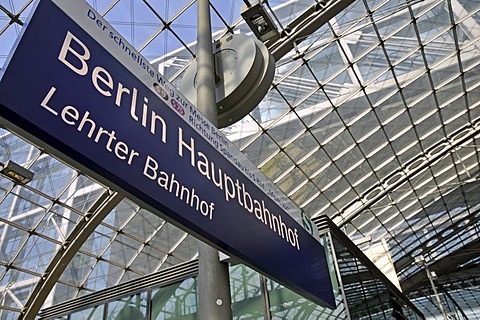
xmin=0 ymin=0 xmax=479 ymax=319
xmin=40 ymin=226 xmax=423 ymax=319
xmin=46 ymin=278 xmax=196 ymax=320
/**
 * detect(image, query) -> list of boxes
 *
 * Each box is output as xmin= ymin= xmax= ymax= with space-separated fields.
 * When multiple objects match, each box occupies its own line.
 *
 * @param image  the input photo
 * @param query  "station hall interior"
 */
xmin=0 ymin=0 xmax=480 ymax=319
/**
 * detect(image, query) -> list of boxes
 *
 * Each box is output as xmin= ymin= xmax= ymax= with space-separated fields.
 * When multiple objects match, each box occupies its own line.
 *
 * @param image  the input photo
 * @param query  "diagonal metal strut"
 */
xmin=19 ymin=191 xmax=124 ymax=320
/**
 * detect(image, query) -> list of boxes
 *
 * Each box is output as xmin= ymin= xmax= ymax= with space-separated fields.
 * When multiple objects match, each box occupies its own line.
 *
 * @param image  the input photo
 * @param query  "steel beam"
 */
xmin=19 ymin=191 xmax=124 ymax=320
xmin=266 ymin=0 xmax=357 ymax=61
xmin=336 ymin=121 xmax=480 ymax=227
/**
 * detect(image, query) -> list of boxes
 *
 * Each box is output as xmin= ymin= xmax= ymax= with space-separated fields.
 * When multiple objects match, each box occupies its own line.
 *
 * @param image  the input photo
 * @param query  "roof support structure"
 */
xmin=439 ymin=286 xmax=469 ymax=320
xmin=336 ymin=121 xmax=480 ymax=227
xmin=265 ymin=0 xmax=357 ymax=61
xmin=402 ymin=239 xmax=480 ymax=294
xmin=19 ymin=191 xmax=124 ymax=320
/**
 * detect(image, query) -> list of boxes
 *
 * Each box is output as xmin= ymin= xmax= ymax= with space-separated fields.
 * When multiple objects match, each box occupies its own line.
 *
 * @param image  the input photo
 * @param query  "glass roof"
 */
xmin=1 ymin=0 xmax=479 ymax=318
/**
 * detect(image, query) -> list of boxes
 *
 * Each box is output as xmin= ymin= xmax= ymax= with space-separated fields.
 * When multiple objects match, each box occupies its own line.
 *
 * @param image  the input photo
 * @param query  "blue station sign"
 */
xmin=0 ymin=0 xmax=335 ymax=308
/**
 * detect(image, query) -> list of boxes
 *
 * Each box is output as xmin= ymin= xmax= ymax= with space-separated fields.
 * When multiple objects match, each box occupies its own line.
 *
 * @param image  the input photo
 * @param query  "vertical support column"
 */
xmin=196 ymin=0 xmax=233 ymax=319
xmin=259 ymin=274 xmax=272 ymax=319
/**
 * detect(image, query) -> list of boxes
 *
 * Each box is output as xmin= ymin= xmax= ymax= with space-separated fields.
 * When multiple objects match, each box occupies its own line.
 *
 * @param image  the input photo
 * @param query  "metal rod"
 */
xmin=260 ymin=274 xmax=272 ymax=319
xmin=424 ymin=265 xmax=448 ymax=320
xmin=21 ymin=191 xmax=124 ymax=320
xmin=440 ymin=286 xmax=469 ymax=320
xmin=196 ymin=0 xmax=233 ymax=319
xmin=196 ymin=0 xmax=218 ymax=122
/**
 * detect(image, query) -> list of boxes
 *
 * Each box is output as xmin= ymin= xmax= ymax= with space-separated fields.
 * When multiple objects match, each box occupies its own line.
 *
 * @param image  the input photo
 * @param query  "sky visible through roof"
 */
xmin=0 ymin=0 xmax=479 ymax=319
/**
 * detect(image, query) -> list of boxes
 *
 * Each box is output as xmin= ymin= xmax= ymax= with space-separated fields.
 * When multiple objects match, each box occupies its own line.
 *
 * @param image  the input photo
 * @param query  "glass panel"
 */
xmin=106 ymin=292 xmax=147 ymax=320
xmin=267 ymin=278 xmax=345 ymax=319
xmin=229 ymin=265 xmax=263 ymax=319
xmin=1 ymin=1 xmax=480 ymax=318
xmin=151 ymin=278 xmax=197 ymax=319
xmin=71 ymin=305 xmax=104 ymax=320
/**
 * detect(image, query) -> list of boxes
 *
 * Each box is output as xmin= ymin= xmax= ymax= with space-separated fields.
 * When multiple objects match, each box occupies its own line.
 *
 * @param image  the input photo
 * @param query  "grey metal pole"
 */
xmin=424 ymin=265 xmax=448 ymax=320
xmin=196 ymin=0 xmax=233 ymax=319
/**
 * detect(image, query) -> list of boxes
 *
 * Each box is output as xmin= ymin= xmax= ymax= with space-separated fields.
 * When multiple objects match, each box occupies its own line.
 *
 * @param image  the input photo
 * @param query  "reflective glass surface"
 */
xmin=1 ymin=0 xmax=479 ymax=318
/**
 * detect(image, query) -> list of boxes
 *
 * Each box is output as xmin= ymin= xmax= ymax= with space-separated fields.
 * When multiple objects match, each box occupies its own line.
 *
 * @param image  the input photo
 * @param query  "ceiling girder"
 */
xmin=401 ymin=239 xmax=480 ymax=294
xmin=264 ymin=0 xmax=357 ymax=61
xmin=19 ymin=191 xmax=124 ymax=320
xmin=336 ymin=121 xmax=480 ymax=227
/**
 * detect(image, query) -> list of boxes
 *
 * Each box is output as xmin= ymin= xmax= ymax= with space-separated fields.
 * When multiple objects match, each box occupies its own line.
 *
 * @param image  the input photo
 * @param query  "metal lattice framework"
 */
xmin=0 ymin=0 xmax=479 ymax=319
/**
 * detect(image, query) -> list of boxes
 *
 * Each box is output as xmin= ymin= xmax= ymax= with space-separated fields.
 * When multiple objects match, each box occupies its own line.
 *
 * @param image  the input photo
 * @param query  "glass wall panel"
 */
xmin=267 ymin=279 xmax=346 ymax=319
xmin=229 ymin=264 xmax=264 ymax=319
xmin=70 ymin=305 xmax=104 ymax=320
xmin=106 ymin=292 xmax=147 ymax=320
xmin=151 ymin=278 xmax=197 ymax=320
